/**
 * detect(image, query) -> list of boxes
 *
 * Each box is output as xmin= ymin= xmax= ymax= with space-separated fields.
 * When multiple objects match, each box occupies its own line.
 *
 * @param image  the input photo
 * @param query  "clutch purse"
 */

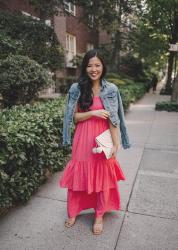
xmin=92 ymin=129 xmax=114 ymax=159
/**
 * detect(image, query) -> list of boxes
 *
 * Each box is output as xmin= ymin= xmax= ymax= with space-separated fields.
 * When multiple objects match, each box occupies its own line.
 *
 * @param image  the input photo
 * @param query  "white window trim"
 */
xmin=45 ymin=19 xmax=51 ymax=27
xmin=21 ymin=11 xmax=51 ymax=26
xmin=88 ymin=14 xmax=94 ymax=28
xmin=87 ymin=43 xmax=94 ymax=51
xmin=66 ymin=33 xmax=76 ymax=68
xmin=64 ymin=1 xmax=76 ymax=16
xmin=21 ymin=11 xmax=40 ymax=20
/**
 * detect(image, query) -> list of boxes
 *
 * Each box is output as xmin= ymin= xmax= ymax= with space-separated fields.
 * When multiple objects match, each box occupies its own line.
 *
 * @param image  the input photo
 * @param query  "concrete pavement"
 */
xmin=0 ymin=86 xmax=178 ymax=250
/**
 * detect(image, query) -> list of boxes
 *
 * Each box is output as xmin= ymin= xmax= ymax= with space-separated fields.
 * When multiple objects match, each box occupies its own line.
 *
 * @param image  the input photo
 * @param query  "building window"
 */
xmin=115 ymin=3 xmax=120 ymax=12
xmin=66 ymin=33 xmax=76 ymax=68
xmin=45 ymin=19 xmax=51 ymax=26
xmin=64 ymin=1 xmax=76 ymax=16
xmin=88 ymin=14 xmax=94 ymax=28
xmin=87 ymin=43 xmax=94 ymax=51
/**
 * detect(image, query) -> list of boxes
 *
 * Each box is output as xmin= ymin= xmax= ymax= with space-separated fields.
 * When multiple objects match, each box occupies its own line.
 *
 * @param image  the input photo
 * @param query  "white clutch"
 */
xmin=92 ymin=129 xmax=115 ymax=159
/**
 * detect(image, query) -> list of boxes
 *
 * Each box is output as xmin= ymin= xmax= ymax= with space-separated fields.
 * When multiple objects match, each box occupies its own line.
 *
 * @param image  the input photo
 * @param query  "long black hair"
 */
xmin=78 ymin=49 xmax=107 ymax=111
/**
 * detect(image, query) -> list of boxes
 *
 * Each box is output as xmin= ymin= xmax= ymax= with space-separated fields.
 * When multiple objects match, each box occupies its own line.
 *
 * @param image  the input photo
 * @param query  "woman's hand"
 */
xmin=74 ymin=109 xmax=109 ymax=123
xmin=92 ymin=109 xmax=110 ymax=119
xmin=111 ymin=144 xmax=119 ymax=158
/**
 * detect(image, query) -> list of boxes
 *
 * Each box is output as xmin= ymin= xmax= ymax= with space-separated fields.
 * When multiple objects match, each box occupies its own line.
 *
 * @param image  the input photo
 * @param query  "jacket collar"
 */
xmin=101 ymin=78 xmax=107 ymax=90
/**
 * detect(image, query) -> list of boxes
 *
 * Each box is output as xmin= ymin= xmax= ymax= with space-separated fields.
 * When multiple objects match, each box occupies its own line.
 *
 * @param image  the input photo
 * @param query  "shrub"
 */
xmin=0 ymin=11 xmax=64 ymax=70
xmin=106 ymin=72 xmax=121 ymax=79
xmin=55 ymin=76 xmax=77 ymax=94
xmin=106 ymin=75 xmax=138 ymax=86
xmin=0 ymin=98 xmax=71 ymax=207
xmin=107 ymin=76 xmax=147 ymax=110
xmin=0 ymin=32 xmax=23 ymax=60
xmin=119 ymin=82 xmax=146 ymax=110
xmin=120 ymin=55 xmax=144 ymax=78
xmin=155 ymin=101 xmax=178 ymax=112
xmin=106 ymin=78 xmax=125 ymax=85
xmin=122 ymin=78 xmax=135 ymax=85
xmin=0 ymin=55 xmax=53 ymax=107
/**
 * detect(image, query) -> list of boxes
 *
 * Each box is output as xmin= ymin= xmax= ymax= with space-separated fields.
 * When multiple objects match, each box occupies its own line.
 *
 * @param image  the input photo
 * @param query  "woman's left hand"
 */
xmin=111 ymin=145 xmax=119 ymax=158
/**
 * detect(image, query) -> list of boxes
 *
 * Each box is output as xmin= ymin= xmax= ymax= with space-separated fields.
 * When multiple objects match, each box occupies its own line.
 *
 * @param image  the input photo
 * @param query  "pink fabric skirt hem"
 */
xmin=59 ymin=157 xmax=125 ymax=194
xmin=67 ymin=188 xmax=121 ymax=218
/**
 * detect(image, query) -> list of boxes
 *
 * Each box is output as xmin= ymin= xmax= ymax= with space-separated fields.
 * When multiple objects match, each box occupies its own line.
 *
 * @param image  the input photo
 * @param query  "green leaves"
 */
xmin=109 ymin=76 xmax=147 ymax=110
xmin=155 ymin=101 xmax=178 ymax=112
xmin=29 ymin=0 xmax=65 ymax=19
xmin=0 ymin=55 xmax=53 ymax=107
xmin=0 ymin=97 xmax=71 ymax=207
xmin=0 ymin=11 xmax=64 ymax=71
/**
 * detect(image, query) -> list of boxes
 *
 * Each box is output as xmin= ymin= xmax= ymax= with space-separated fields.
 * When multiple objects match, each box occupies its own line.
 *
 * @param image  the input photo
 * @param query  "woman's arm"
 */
xmin=109 ymin=120 xmax=119 ymax=157
xmin=117 ymin=89 xmax=131 ymax=149
xmin=74 ymin=104 xmax=110 ymax=123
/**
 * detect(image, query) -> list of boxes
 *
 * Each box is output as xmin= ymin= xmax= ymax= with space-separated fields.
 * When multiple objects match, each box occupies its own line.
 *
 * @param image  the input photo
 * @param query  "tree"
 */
xmin=130 ymin=19 xmax=167 ymax=77
xmin=29 ymin=0 xmax=65 ymax=20
xmin=140 ymin=0 xmax=178 ymax=93
xmin=0 ymin=11 xmax=64 ymax=71
xmin=68 ymin=0 xmax=141 ymax=72
xmin=171 ymin=72 xmax=178 ymax=102
xmin=0 ymin=55 xmax=53 ymax=107
xmin=29 ymin=0 xmax=143 ymax=74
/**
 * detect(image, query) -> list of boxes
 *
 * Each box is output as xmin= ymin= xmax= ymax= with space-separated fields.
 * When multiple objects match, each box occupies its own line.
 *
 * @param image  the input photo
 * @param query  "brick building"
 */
xmin=0 ymin=1 xmax=101 ymax=70
xmin=0 ymin=0 xmax=111 ymax=93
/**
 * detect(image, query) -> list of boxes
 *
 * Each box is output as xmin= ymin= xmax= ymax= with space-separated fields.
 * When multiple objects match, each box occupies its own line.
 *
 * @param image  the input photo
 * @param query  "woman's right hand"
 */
xmin=92 ymin=109 xmax=110 ymax=119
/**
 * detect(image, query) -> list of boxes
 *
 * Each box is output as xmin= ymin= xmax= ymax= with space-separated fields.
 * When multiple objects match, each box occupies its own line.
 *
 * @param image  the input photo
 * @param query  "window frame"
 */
xmin=66 ymin=33 xmax=77 ymax=68
xmin=64 ymin=1 xmax=76 ymax=16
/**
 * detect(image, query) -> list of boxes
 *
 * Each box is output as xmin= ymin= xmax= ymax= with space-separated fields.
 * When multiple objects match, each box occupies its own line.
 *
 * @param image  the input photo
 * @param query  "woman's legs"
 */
xmin=93 ymin=188 xmax=120 ymax=234
xmin=67 ymin=189 xmax=96 ymax=218
xmin=95 ymin=188 xmax=120 ymax=217
xmin=66 ymin=188 xmax=121 ymax=232
xmin=65 ymin=189 xmax=82 ymax=227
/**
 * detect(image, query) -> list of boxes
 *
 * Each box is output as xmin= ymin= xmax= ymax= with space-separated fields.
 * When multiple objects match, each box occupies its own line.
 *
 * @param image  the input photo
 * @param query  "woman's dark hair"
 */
xmin=78 ymin=49 xmax=107 ymax=111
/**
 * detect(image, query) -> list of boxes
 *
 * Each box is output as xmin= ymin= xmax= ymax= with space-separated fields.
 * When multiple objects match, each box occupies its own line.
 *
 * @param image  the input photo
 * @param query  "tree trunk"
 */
xmin=165 ymin=52 xmax=175 ymax=93
xmin=171 ymin=74 xmax=178 ymax=102
xmin=165 ymin=10 xmax=178 ymax=93
xmin=110 ymin=30 xmax=121 ymax=72
xmin=110 ymin=0 xmax=122 ymax=73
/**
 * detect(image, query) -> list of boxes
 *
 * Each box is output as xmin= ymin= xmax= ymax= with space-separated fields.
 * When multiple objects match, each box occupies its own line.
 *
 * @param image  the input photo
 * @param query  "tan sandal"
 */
xmin=65 ymin=217 xmax=76 ymax=228
xmin=93 ymin=219 xmax=103 ymax=235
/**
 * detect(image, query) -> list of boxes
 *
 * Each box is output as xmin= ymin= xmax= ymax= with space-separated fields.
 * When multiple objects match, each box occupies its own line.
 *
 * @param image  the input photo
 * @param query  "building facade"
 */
xmin=0 ymin=1 xmax=98 ymax=73
xmin=0 ymin=0 xmax=112 ymax=93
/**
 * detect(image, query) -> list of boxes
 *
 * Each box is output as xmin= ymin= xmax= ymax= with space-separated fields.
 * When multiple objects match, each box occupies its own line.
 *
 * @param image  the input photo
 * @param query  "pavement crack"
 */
xmin=127 ymin=210 xmax=178 ymax=221
xmin=35 ymin=195 xmax=67 ymax=203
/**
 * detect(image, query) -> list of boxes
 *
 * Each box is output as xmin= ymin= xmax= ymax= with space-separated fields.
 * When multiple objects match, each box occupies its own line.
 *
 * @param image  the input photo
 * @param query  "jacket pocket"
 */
xmin=105 ymin=92 xmax=117 ymax=109
xmin=69 ymin=92 xmax=78 ymax=100
xmin=105 ymin=91 xmax=117 ymax=98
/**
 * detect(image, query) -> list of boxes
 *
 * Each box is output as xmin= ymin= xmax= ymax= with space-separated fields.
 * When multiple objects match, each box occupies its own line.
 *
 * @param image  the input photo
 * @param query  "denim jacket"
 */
xmin=63 ymin=79 xmax=131 ymax=149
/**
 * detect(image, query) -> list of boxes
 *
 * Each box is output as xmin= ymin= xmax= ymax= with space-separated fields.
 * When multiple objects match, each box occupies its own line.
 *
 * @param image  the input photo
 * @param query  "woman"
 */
xmin=59 ymin=49 xmax=130 ymax=235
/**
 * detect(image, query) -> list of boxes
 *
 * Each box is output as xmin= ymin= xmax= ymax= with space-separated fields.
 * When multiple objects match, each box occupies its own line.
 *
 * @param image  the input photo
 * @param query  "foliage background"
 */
xmin=0 ymin=11 xmax=64 ymax=71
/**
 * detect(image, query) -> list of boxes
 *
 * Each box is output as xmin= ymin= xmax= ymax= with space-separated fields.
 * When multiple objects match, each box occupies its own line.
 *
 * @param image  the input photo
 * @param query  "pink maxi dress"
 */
xmin=59 ymin=96 xmax=125 ymax=218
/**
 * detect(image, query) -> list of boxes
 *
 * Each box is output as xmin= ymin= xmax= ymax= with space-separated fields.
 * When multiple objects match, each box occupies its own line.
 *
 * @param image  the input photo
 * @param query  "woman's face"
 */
xmin=86 ymin=56 xmax=103 ymax=82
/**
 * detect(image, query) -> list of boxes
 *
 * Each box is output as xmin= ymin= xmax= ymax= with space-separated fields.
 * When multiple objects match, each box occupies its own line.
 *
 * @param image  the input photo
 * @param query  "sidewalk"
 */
xmin=0 ymin=85 xmax=178 ymax=250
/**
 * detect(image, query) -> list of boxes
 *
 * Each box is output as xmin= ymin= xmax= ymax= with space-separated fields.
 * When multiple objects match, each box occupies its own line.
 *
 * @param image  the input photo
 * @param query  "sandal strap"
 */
xmin=93 ymin=222 xmax=103 ymax=234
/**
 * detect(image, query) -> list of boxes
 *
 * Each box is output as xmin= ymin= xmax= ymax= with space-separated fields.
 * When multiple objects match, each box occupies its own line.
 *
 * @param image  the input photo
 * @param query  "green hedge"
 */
xmin=155 ymin=101 xmax=178 ymax=112
xmin=0 ymin=55 xmax=53 ymax=107
xmin=55 ymin=76 xmax=77 ymax=94
xmin=117 ymin=82 xmax=147 ymax=110
xmin=106 ymin=78 xmax=125 ymax=85
xmin=106 ymin=76 xmax=147 ymax=110
xmin=0 ymin=98 xmax=71 ymax=207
